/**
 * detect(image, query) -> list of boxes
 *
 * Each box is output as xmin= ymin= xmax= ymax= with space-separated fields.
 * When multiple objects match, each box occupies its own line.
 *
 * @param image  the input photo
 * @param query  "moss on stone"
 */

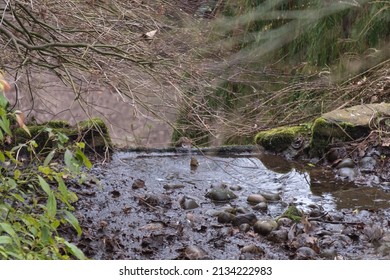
xmin=255 ymin=125 xmax=309 ymax=152
xmin=310 ymin=117 xmax=370 ymax=156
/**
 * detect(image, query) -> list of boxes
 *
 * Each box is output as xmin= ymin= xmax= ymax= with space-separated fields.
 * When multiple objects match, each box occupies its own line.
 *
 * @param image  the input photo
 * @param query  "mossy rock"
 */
xmin=309 ymin=117 xmax=369 ymax=156
xmin=254 ymin=125 xmax=310 ymax=153
xmin=13 ymin=118 xmax=112 ymax=154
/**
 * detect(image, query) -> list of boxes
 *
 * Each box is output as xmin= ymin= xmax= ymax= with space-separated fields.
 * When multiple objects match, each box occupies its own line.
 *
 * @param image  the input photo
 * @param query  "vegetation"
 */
xmin=173 ymin=0 xmax=389 ymax=145
xmin=0 ymin=73 xmax=90 ymax=259
xmin=0 ymin=0 xmax=389 ymax=259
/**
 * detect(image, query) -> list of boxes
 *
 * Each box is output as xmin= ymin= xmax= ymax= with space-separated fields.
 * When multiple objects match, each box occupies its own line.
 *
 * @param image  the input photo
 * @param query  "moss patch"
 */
xmin=255 ymin=125 xmax=309 ymax=152
xmin=310 ymin=117 xmax=370 ymax=156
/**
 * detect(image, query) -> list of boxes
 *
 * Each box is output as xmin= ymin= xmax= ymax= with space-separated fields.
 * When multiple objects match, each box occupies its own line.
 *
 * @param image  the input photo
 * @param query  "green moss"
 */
xmin=310 ymin=117 xmax=370 ymax=156
xmin=278 ymin=205 xmax=303 ymax=223
xmin=41 ymin=120 xmax=70 ymax=128
xmin=12 ymin=118 xmax=112 ymax=154
xmin=77 ymin=118 xmax=112 ymax=151
xmin=255 ymin=125 xmax=309 ymax=152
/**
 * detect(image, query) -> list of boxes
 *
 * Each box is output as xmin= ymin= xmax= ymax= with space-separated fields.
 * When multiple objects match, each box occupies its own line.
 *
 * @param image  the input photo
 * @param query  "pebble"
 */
xmin=184 ymin=245 xmax=208 ymax=260
xmin=217 ymin=212 xmax=236 ymax=224
xmin=336 ymin=158 xmax=355 ymax=169
xmin=277 ymin=217 xmax=293 ymax=227
xmin=267 ymin=229 xmax=288 ymax=243
xmin=337 ymin=167 xmax=357 ymax=181
xmin=179 ymin=196 xmax=199 ymax=210
xmin=230 ymin=185 xmax=243 ymax=191
xmin=239 ymin=223 xmax=251 ymax=233
xmin=232 ymin=213 xmax=258 ymax=226
xmin=296 ymin=246 xmax=317 ymax=259
xmin=205 ymin=187 xmax=237 ymax=201
xmin=253 ymin=220 xmax=278 ymax=236
xmin=241 ymin=244 xmax=263 ymax=254
xmin=252 ymin=202 xmax=268 ymax=211
xmin=260 ymin=192 xmax=281 ymax=201
xmin=359 ymin=156 xmax=376 ymax=172
xmin=247 ymin=194 xmax=267 ymax=204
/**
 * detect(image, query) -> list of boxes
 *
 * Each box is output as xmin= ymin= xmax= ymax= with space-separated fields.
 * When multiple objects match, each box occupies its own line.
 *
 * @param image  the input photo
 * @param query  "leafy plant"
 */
xmin=0 ymin=72 xmax=90 ymax=259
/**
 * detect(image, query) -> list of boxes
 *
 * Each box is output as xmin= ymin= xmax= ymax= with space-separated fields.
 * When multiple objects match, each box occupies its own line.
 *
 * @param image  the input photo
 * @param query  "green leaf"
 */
xmin=47 ymin=193 xmax=57 ymax=219
xmin=11 ymin=193 xmax=25 ymax=203
xmin=0 ymin=115 xmax=11 ymax=135
xmin=43 ymin=150 xmax=56 ymax=167
xmin=63 ymin=240 xmax=86 ymax=260
xmin=57 ymin=132 xmax=69 ymax=144
xmin=0 ymin=222 xmax=20 ymax=248
xmin=75 ymin=149 xmax=92 ymax=169
xmin=0 ymin=236 xmax=12 ymax=244
xmin=0 ymin=150 xmax=4 ymax=162
xmin=64 ymin=210 xmax=82 ymax=236
xmin=40 ymin=225 xmax=51 ymax=245
xmin=64 ymin=149 xmax=79 ymax=173
xmin=38 ymin=175 xmax=51 ymax=195
xmin=0 ymin=94 xmax=8 ymax=108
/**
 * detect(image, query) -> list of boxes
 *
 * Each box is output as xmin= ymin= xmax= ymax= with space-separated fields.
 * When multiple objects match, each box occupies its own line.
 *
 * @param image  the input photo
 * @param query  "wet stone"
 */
xmin=253 ymin=220 xmax=278 ymax=236
xmin=247 ymin=194 xmax=267 ymax=204
xmin=179 ymin=196 xmax=199 ymax=210
xmin=205 ymin=187 xmax=237 ymax=202
xmin=217 ymin=212 xmax=236 ymax=224
xmin=241 ymin=244 xmax=264 ymax=255
xmin=232 ymin=213 xmax=258 ymax=226
xmin=267 ymin=229 xmax=288 ymax=243
xmin=320 ymin=248 xmax=337 ymax=259
xmin=337 ymin=167 xmax=357 ymax=181
xmin=277 ymin=217 xmax=293 ymax=227
xmin=184 ymin=245 xmax=208 ymax=260
xmin=336 ymin=158 xmax=355 ymax=169
xmin=252 ymin=202 xmax=268 ymax=211
xmin=230 ymin=185 xmax=243 ymax=191
xmin=260 ymin=192 xmax=281 ymax=201
xmin=239 ymin=223 xmax=251 ymax=233
xmin=359 ymin=156 xmax=376 ymax=172
xmin=296 ymin=247 xmax=317 ymax=260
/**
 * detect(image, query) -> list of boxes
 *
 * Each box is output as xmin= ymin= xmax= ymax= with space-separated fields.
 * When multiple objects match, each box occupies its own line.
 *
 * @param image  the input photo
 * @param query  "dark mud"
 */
xmin=69 ymin=148 xmax=390 ymax=259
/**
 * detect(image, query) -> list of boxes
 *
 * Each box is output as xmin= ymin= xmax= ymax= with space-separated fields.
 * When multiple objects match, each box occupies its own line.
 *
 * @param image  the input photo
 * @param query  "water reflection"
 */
xmin=117 ymin=150 xmax=390 ymax=213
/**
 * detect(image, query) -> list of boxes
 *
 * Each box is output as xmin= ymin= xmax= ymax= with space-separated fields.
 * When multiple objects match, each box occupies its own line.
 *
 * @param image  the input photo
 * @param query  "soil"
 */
xmin=66 ymin=148 xmax=390 ymax=260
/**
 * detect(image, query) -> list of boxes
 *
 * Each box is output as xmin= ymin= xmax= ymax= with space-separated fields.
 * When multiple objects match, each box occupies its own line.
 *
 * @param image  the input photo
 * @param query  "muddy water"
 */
xmin=72 ymin=149 xmax=390 ymax=259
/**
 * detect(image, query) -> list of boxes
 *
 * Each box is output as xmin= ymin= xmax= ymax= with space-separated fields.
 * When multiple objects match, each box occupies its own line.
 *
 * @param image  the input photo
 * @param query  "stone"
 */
xmin=232 ymin=213 xmax=258 ymax=226
xmin=253 ymin=220 xmax=278 ymax=236
xmin=247 ymin=194 xmax=267 ymax=204
xmin=205 ymin=187 xmax=237 ymax=201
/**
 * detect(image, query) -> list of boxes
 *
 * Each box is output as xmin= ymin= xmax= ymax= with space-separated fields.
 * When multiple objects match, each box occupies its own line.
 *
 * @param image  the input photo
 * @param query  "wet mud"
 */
xmin=69 ymin=149 xmax=390 ymax=259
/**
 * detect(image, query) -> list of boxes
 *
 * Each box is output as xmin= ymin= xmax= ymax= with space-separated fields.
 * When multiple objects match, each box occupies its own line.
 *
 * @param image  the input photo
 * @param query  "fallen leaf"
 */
xmin=143 ymin=29 xmax=157 ymax=39
xmin=15 ymin=110 xmax=31 ymax=136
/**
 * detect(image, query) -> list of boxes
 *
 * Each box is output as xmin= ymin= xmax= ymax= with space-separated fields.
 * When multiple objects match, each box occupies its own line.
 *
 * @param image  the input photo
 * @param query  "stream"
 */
xmin=70 ymin=148 xmax=390 ymax=259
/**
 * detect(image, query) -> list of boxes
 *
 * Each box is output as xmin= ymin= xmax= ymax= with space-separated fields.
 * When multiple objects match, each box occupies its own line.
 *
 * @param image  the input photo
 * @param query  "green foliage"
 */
xmin=220 ymin=0 xmax=389 ymax=66
xmin=0 ymin=76 xmax=90 ymax=260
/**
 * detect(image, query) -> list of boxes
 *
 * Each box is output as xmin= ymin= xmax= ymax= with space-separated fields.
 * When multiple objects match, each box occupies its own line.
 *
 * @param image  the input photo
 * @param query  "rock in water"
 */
xmin=205 ymin=187 xmax=237 ymax=202
xmin=247 ymin=194 xmax=267 ymax=204
xmin=253 ymin=220 xmax=278 ymax=236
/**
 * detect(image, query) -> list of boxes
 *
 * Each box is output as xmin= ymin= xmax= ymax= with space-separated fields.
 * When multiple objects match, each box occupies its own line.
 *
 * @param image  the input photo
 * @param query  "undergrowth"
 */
xmin=0 ymin=73 xmax=90 ymax=259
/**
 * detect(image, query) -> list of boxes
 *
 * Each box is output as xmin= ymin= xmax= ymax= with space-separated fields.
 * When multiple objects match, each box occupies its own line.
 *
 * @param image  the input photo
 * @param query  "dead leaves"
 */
xmin=15 ymin=110 xmax=31 ymax=136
